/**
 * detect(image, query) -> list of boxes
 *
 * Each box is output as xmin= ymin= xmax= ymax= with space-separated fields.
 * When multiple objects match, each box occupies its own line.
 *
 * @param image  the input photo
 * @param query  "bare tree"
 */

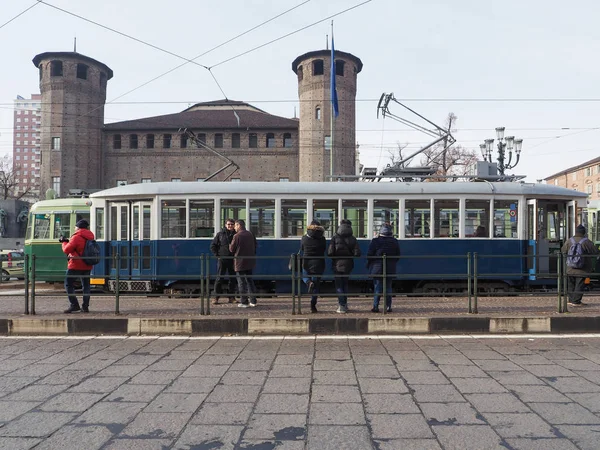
xmin=0 ymin=155 xmax=33 ymax=200
xmin=387 ymin=142 xmax=410 ymax=167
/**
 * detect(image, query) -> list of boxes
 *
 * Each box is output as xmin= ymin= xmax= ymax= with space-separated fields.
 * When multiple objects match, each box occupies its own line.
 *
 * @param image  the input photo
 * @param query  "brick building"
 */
xmin=32 ymin=48 xmax=362 ymax=197
xmin=545 ymin=156 xmax=600 ymax=199
xmin=12 ymin=94 xmax=42 ymax=198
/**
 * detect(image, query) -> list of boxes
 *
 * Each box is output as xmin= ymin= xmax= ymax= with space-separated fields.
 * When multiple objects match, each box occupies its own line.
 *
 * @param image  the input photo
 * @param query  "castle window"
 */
xmin=51 ymin=137 xmax=61 ymax=150
xmin=214 ymin=133 xmax=223 ymax=148
xmin=297 ymin=65 xmax=303 ymax=81
xmin=146 ymin=134 xmax=154 ymax=149
xmin=232 ymin=133 xmax=240 ymax=148
xmin=76 ymin=64 xmax=88 ymax=80
xmin=142 ymin=178 xmax=152 ymax=183
xmin=316 ymin=107 xmax=321 ymax=120
xmin=266 ymin=133 xmax=275 ymax=148
xmin=283 ymin=133 xmax=292 ymax=148
xmin=38 ymin=65 xmax=43 ymax=81
xmin=129 ymin=134 xmax=138 ymax=149
xmin=163 ymin=134 xmax=172 ymax=148
xmin=335 ymin=60 xmax=345 ymax=76
xmin=198 ymin=133 xmax=206 ymax=145
xmin=180 ymin=135 xmax=188 ymax=148
xmin=313 ymin=59 xmax=324 ymax=75
xmin=249 ymin=133 xmax=257 ymax=148
xmin=50 ymin=60 xmax=63 ymax=77
xmin=113 ymin=135 xmax=121 ymax=149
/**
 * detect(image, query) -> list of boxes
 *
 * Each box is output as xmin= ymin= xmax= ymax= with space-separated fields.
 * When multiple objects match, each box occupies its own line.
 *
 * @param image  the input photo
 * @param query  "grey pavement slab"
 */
xmin=358 ymin=377 xmax=408 ymax=393
xmin=74 ymin=401 xmax=146 ymax=425
xmin=482 ymin=412 xmax=558 ymax=438
xmin=243 ymin=413 xmax=306 ymax=441
xmin=504 ymin=438 xmax=579 ymax=450
xmin=374 ymin=439 xmax=442 ymax=450
xmin=0 ymin=438 xmax=42 ymax=450
xmin=431 ymin=424 xmax=506 ymax=450
xmin=39 ymin=392 xmax=105 ymax=412
xmin=255 ymin=394 xmax=309 ymax=414
xmin=0 ymin=400 xmax=40 ymax=422
xmin=0 ymin=411 xmax=77 ymax=437
xmin=144 ymin=392 xmax=207 ymax=413
xmin=307 ymin=425 xmax=372 ymax=450
xmin=190 ymin=402 xmax=254 ymax=425
xmin=420 ymin=402 xmax=487 ymax=425
xmin=104 ymin=383 xmax=165 ymax=402
xmin=313 ymin=370 xmax=357 ymax=385
xmin=528 ymin=402 xmax=600 ymax=425
xmin=368 ymin=413 xmax=434 ymax=439
xmin=32 ymin=424 xmax=113 ymax=450
xmin=172 ymin=424 xmax=244 ymax=450
xmin=465 ymin=393 xmax=530 ymax=413
xmin=555 ymin=425 xmax=600 ymax=450
xmin=119 ymin=412 xmax=193 ymax=439
xmin=102 ymin=438 xmax=173 ymax=450
xmin=311 ymin=384 xmax=361 ymax=402
xmin=363 ymin=393 xmax=420 ymax=414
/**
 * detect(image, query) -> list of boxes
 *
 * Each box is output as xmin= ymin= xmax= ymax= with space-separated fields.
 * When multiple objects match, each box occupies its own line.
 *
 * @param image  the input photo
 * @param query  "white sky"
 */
xmin=1 ymin=0 xmax=599 ymax=182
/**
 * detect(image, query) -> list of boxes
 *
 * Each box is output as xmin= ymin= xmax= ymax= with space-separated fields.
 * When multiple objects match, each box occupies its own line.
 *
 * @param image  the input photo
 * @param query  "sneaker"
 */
xmin=64 ymin=305 xmax=81 ymax=313
xmin=81 ymin=306 xmax=89 ymax=313
xmin=311 ymin=305 xmax=318 ymax=313
xmin=238 ymin=303 xmax=250 ymax=308
xmin=249 ymin=302 xmax=257 ymax=307
xmin=307 ymin=281 xmax=315 ymax=294
xmin=386 ymin=307 xmax=392 ymax=313
xmin=336 ymin=306 xmax=347 ymax=314
xmin=371 ymin=307 xmax=380 ymax=313
xmin=228 ymin=297 xmax=237 ymax=304
xmin=568 ymin=302 xmax=584 ymax=306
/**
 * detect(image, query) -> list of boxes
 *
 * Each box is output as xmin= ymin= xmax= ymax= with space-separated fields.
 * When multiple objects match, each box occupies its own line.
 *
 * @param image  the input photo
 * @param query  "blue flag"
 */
xmin=330 ymin=34 xmax=339 ymax=118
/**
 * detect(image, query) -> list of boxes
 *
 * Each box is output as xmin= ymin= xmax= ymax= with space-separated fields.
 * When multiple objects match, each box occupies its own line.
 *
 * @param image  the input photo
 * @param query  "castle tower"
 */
xmin=32 ymin=52 xmax=113 ymax=197
xmin=292 ymin=49 xmax=362 ymax=182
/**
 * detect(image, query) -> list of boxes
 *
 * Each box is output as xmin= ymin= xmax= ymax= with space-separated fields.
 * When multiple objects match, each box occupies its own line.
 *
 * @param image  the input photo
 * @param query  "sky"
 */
xmin=1 ymin=0 xmax=600 ymax=182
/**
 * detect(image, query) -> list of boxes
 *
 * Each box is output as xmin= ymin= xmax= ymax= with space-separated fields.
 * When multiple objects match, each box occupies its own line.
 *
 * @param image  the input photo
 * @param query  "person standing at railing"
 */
xmin=328 ymin=219 xmax=361 ymax=314
xmin=60 ymin=219 xmax=94 ymax=313
xmin=210 ymin=218 xmax=237 ymax=305
xmin=561 ymin=224 xmax=599 ymax=306
xmin=367 ymin=224 xmax=401 ymax=313
xmin=230 ymin=219 xmax=257 ymax=308
xmin=300 ymin=220 xmax=326 ymax=313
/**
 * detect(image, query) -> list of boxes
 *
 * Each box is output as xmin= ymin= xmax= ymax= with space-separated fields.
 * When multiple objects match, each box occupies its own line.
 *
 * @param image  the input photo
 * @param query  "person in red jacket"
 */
xmin=60 ymin=219 xmax=95 ymax=313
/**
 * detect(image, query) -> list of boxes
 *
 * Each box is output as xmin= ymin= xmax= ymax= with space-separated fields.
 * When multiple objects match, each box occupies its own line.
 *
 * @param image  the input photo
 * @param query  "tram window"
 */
xmin=250 ymin=199 xmax=275 ymax=237
xmin=110 ymin=206 xmax=117 ymax=240
xmin=120 ymin=208 xmax=128 ymax=240
xmin=54 ymin=213 xmax=71 ymax=239
xmin=313 ymin=199 xmax=338 ymax=239
xmin=342 ymin=199 xmax=367 ymax=238
xmin=161 ymin=200 xmax=186 ymax=238
xmin=374 ymin=200 xmax=399 ymax=238
xmin=434 ymin=200 xmax=459 ymax=238
xmin=221 ymin=199 xmax=246 ymax=224
xmin=465 ymin=200 xmax=490 ymax=237
xmin=26 ymin=214 xmax=33 ymax=240
xmin=32 ymin=214 xmax=50 ymax=239
xmin=190 ymin=199 xmax=214 ymax=238
xmin=95 ymin=208 xmax=105 ymax=240
xmin=133 ymin=206 xmax=140 ymax=240
xmin=143 ymin=205 xmax=151 ymax=240
xmin=494 ymin=200 xmax=518 ymax=238
xmin=405 ymin=200 xmax=430 ymax=238
xmin=281 ymin=199 xmax=307 ymax=238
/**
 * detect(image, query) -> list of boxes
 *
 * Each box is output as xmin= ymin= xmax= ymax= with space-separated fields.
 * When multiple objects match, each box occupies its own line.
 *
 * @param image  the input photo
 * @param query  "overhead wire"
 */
xmin=0 ymin=2 xmax=40 ymax=31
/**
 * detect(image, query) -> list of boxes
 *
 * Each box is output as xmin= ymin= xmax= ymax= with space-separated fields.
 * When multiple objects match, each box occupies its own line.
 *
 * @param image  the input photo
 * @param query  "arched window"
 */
xmin=266 ymin=133 xmax=275 ymax=148
xmin=315 ymin=107 xmax=321 ymax=120
xmin=50 ymin=60 xmax=63 ymax=77
xmin=283 ymin=133 xmax=292 ymax=148
xmin=313 ymin=59 xmax=324 ymax=75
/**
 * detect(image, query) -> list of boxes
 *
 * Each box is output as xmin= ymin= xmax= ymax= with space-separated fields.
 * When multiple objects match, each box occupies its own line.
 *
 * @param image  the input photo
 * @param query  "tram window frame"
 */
xmin=434 ymin=199 xmax=460 ymax=238
xmin=313 ymin=199 xmax=338 ymax=239
xmin=249 ymin=199 xmax=275 ymax=238
xmin=54 ymin=213 xmax=71 ymax=239
xmin=221 ymin=199 xmax=247 ymax=225
xmin=32 ymin=213 xmax=51 ymax=240
xmin=342 ymin=199 xmax=368 ymax=238
xmin=493 ymin=200 xmax=519 ymax=238
xmin=404 ymin=199 xmax=431 ymax=238
xmin=281 ymin=199 xmax=307 ymax=238
xmin=189 ymin=199 xmax=215 ymax=238
xmin=161 ymin=200 xmax=186 ymax=238
xmin=95 ymin=208 xmax=105 ymax=240
xmin=373 ymin=200 xmax=400 ymax=238
xmin=465 ymin=199 xmax=490 ymax=237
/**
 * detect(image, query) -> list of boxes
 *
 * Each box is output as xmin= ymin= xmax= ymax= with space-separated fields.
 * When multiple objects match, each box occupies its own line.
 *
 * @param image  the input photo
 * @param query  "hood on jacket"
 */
xmin=336 ymin=223 xmax=354 ymax=237
xmin=75 ymin=228 xmax=95 ymax=240
xmin=307 ymin=224 xmax=324 ymax=239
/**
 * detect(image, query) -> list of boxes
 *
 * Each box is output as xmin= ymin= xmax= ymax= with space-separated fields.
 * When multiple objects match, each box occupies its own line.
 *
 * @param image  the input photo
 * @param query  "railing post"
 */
xmin=206 ymin=255 xmax=211 ymax=316
xmin=115 ymin=253 xmax=120 ymax=315
xmin=467 ymin=252 xmax=472 ymax=314
xmin=291 ymin=254 xmax=296 ymax=315
xmin=382 ymin=254 xmax=387 ymax=315
xmin=472 ymin=252 xmax=478 ymax=314
xmin=200 ymin=254 xmax=205 ymax=315
xmin=24 ymin=253 xmax=29 ymax=315
xmin=557 ymin=252 xmax=565 ymax=313
xmin=297 ymin=255 xmax=303 ymax=315
xmin=31 ymin=255 xmax=36 ymax=315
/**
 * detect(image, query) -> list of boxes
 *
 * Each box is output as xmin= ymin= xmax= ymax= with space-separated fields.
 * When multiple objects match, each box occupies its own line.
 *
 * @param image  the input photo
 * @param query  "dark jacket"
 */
xmin=301 ymin=224 xmax=326 ymax=275
xmin=210 ymin=228 xmax=235 ymax=258
xmin=62 ymin=228 xmax=95 ymax=271
xmin=366 ymin=236 xmax=401 ymax=276
xmin=561 ymin=235 xmax=599 ymax=276
xmin=327 ymin=223 xmax=361 ymax=274
xmin=229 ymin=229 xmax=256 ymax=272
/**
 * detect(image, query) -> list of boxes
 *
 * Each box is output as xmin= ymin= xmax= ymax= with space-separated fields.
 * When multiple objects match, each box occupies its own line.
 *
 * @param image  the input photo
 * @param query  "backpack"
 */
xmin=567 ymin=237 xmax=587 ymax=269
xmin=80 ymin=239 xmax=101 ymax=266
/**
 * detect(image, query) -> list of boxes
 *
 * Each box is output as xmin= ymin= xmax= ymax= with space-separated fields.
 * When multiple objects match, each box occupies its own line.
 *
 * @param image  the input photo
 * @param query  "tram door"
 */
xmin=109 ymin=203 xmax=129 ymax=280
xmin=527 ymin=199 xmax=567 ymax=277
xmin=131 ymin=202 xmax=152 ymax=279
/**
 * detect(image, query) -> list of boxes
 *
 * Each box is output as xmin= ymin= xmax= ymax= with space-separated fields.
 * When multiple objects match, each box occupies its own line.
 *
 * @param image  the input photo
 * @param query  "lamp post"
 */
xmin=480 ymin=127 xmax=523 ymax=176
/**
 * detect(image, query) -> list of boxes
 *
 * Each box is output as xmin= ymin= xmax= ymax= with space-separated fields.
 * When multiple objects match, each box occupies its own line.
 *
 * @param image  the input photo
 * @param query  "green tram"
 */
xmin=24 ymin=198 xmax=91 ymax=282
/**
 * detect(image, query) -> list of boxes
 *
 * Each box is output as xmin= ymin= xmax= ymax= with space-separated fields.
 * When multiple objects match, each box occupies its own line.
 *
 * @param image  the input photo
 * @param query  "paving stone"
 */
xmin=432 ymin=424 xmax=505 ymax=450
xmin=5 ymin=384 xmax=69 ymax=402
xmin=274 ymin=354 xmax=313 ymax=365
xmin=508 ymin=355 xmax=552 ymax=365
xmin=394 ymin=359 xmax=439 ymax=371
xmin=567 ymin=393 xmax=600 ymax=412
xmin=263 ymin=377 xmax=311 ymax=394
xmin=0 ymin=401 xmax=40 ymax=421
xmin=0 ymin=376 xmax=38 ymax=394
xmin=437 ymin=364 xmax=488 ymax=378
xmin=461 ymin=350 xmax=506 ymax=360
xmin=128 ymin=370 xmax=182 ymax=385
xmin=315 ymin=351 xmax=351 ymax=360
xmin=114 ymin=354 xmax=162 ymax=365
xmin=451 ymin=377 xmax=508 ymax=394
xmin=172 ymin=424 xmax=244 ymax=450
xmin=504 ymin=438 xmax=579 ymax=450
xmin=243 ymin=414 xmax=306 ymax=440
xmin=576 ymin=370 xmax=600 ymax=384
xmin=68 ymin=377 xmax=129 ymax=393
xmin=237 ymin=439 xmax=304 ymax=449
xmin=164 ymin=350 xmax=203 ymax=360
xmin=465 ymin=393 xmax=529 ymax=413
xmin=426 ymin=354 xmax=473 ymax=366
xmin=165 ymin=376 xmax=221 ymax=393
xmin=554 ymin=359 xmax=600 ymax=371
xmin=206 ymin=384 xmax=262 ymax=403
xmin=311 ymin=385 xmax=361 ymax=403
xmin=474 ymin=360 xmax=523 ymax=371
xmin=39 ymin=392 xmax=105 ymax=412
xmin=181 ymin=364 xmax=229 ymax=378
xmin=420 ymin=402 xmax=487 ymax=425
xmin=0 ymin=438 xmax=42 ymax=450
xmin=145 ymin=393 xmax=207 ymax=413
xmin=190 ymin=402 xmax=254 ymax=425
xmin=355 ymin=365 xmax=399 ymax=378
xmin=313 ymin=359 xmax=354 ymax=371
xmin=386 ymin=350 xmax=428 ymax=360
xmin=307 ymin=425 xmax=371 ymax=450
xmin=543 ymin=376 xmax=600 ymax=393
xmin=37 ymin=369 xmax=98 ymax=386
xmin=483 ymin=412 xmax=557 ymax=438
xmin=358 ymin=377 xmax=408 ymax=394
xmin=105 ymin=383 xmax=165 ymax=402
xmin=195 ymin=354 xmax=238 ymax=365
xmin=402 ymin=371 xmax=450 ymax=385
xmin=353 ymin=355 xmax=394 ymax=365
xmin=507 ymin=385 xmax=571 ymax=403
xmin=75 ymin=401 xmax=145 ymax=425
xmin=528 ymin=402 xmax=600 ymax=424
xmin=374 ymin=439 xmax=442 ymax=450
xmin=363 ymin=393 xmax=420 ymax=414
xmin=411 ymin=384 xmax=465 ymax=403
xmin=120 ymin=412 xmax=193 ymax=439
xmin=309 ymin=402 xmax=366 ymax=425
xmin=96 ymin=364 xmax=147 ymax=377
xmin=7 ymin=364 xmax=64 ymax=378
xmin=0 ymin=412 xmax=77 ymax=437
xmin=368 ymin=413 xmax=434 ymax=439
xmin=313 ymin=370 xmax=357 ymax=385
xmin=146 ymin=359 xmax=194 ymax=371
xmin=487 ymin=371 xmax=545 ymax=386
xmin=521 ymin=365 xmax=576 ymax=377
xmin=102 ymin=438 xmax=173 ymax=449
xmin=230 ymin=359 xmax=274 ymax=371
xmin=33 ymin=424 xmax=113 ymax=450
xmin=269 ymin=365 xmax=312 ymax=378
xmin=255 ymin=394 xmax=309 ymax=414
xmin=555 ymin=425 xmax=600 ymax=450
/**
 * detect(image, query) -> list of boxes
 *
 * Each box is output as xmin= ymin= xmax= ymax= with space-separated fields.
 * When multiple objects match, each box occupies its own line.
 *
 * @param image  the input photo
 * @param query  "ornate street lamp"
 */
xmin=481 ymin=127 xmax=523 ymax=176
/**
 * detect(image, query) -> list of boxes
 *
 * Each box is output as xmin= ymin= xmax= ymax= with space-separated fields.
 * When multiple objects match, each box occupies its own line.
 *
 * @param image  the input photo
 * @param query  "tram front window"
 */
xmin=250 ymin=199 xmax=275 ymax=237
xmin=190 ymin=200 xmax=214 ymax=238
xmin=342 ymin=199 xmax=367 ymax=238
xmin=494 ymin=200 xmax=518 ymax=238
xmin=161 ymin=200 xmax=186 ymax=238
xmin=465 ymin=200 xmax=490 ymax=237
xmin=313 ymin=200 xmax=338 ymax=239
xmin=374 ymin=200 xmax=399 ymax=238
xmin=221 ymin=199 xmax=246 ymax=224
xmin=405 ymin=200 xmax=430 ymax=238
xmin=281 ymin=199 xmax=306 ymax=238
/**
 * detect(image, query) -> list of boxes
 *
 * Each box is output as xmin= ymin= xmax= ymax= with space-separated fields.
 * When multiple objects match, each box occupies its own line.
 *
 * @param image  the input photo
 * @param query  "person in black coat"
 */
xmin=366 ymin=224 xmax=401 ymax=313
xmin=210 ymin=219 xmax=236 ymax=304
xmin=300 ymin=220 xmax=326 ymax=313
xmin=327 ymin=219 xmax=361 ymax=313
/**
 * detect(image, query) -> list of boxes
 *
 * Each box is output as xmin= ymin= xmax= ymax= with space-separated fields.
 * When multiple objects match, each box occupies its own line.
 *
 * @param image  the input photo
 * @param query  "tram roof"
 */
xmin=89 ymin=181 xmax=588 ymax=200
xmin=30 ymin=198 xmax=90 ymax=211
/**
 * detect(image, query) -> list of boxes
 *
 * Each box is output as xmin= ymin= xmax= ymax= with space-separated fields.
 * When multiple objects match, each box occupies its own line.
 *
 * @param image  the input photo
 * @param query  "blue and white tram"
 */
xmin=88 ymin=181 xmax=587 ymax=294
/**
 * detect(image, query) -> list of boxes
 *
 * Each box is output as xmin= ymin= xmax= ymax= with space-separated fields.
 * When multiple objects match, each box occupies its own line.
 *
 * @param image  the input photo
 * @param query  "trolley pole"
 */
xmin=24 ymin=253 xmax=29 ymax=315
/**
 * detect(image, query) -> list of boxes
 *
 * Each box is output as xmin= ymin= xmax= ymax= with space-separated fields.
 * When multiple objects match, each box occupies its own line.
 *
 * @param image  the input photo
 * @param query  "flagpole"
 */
xmin=330 ymin=21 xmax=334 ymax=181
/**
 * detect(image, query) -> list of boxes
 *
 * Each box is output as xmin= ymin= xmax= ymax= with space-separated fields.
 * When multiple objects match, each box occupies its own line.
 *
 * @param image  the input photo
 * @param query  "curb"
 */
xmin=1 ymin=316 xmax=599 ymax=336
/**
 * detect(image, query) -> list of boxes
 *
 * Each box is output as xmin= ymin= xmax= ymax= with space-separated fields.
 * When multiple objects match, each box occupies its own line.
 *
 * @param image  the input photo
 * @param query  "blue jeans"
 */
xmin=334 ymin=273 xmax=348 ymax=307
xmin=302 ymin=270 xmax=320 ymax=306
xmin=64 ymin=269 xmax=91 ymax=307
xmin=236 ymin=270 xmax=257 ymax=305
xmin=373 ymin=277 xmax=393 ymax=309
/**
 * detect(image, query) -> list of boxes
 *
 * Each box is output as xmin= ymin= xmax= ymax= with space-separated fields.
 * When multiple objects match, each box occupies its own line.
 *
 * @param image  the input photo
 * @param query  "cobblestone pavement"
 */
xmin=0 ymin=336 xmax=599 ymax=449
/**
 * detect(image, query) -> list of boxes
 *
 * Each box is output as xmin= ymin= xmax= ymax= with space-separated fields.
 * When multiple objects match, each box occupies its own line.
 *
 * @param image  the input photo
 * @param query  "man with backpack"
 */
xmin=561 ymin=224 xmax=599 ymax=306
xmin=367 ymin=223 xmax=401 ymax=313
xmin=60 ymin=219 xmax=96 ymax=313
xmin=328 ymin=219 xmax=361 ymax=313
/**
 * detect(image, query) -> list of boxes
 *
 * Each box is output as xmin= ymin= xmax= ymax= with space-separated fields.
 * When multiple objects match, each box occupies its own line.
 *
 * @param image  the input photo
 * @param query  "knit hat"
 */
xmin=379 ymin=224 xmax=393 ymax=236
xmin=75 ymin=219 xmax=89 ymax=229
xmin=310 ymin=220 xmax=321 ymax=226
xmin=576 ymin=224 xmax=586 ymax=236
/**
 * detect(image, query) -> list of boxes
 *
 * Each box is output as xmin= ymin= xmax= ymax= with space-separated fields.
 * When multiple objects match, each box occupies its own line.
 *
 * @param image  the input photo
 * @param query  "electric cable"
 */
xmin=0 ymin=2 xmax=40 ymax=31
